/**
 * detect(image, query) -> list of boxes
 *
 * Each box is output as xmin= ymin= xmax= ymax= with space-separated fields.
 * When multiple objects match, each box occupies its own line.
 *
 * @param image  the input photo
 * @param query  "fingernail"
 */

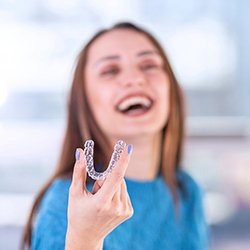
xmin=75 ymin=148 xmax=80 ymax=161
xmin=128 ymin=144 xmax=133 ymax=155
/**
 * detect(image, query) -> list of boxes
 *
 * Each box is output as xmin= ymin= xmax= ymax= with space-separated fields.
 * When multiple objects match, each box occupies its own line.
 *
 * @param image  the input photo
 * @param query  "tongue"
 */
xmin=126 ymin=109 xmax=146 ymax=115
xmin=123 ymin=106 xmax=148 ymax=116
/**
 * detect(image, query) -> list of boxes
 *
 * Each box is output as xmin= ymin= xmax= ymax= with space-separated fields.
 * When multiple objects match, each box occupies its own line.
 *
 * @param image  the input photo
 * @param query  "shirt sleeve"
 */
xmin=31 ymin=179 xmax=70 ymax=250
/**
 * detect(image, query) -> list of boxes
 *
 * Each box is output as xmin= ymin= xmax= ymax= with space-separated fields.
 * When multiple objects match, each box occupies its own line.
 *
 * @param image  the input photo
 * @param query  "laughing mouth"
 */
xmin=116 ymin=96 xmax=153 ymax=116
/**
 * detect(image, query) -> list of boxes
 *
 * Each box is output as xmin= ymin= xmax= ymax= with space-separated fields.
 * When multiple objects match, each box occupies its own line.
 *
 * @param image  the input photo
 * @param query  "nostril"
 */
xmin=124 ymin=79 xmax=145 ymax=87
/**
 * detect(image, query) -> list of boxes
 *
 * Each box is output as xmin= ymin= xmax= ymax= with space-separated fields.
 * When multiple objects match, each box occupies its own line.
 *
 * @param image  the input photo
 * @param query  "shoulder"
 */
xmin=39 ymin=178 xmax=71 ymax=215
xmin=38 ymin=178 xmax=93 ymax=214
xmin=176 ymin=169 xmax=204 ymax=201
xmin=176 ymin=169 xmax=206 ymax=224
xmin=31 ymin=179 xmax=71 ymax=249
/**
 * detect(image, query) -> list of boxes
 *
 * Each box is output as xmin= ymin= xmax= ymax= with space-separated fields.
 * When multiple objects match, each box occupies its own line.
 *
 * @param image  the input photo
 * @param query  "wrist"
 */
xmin=65 ymin=229 xmax=103 ymax=250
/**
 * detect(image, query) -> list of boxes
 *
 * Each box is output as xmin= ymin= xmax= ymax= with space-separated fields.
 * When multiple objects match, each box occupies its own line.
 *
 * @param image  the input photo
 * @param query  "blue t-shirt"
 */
xmin=31 ymin=170 xmax=210 ymax=250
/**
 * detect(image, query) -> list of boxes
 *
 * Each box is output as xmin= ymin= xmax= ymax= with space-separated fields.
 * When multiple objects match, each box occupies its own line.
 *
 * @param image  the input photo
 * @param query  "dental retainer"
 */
xmin=84 ymin=139 xmax=126 ymax=180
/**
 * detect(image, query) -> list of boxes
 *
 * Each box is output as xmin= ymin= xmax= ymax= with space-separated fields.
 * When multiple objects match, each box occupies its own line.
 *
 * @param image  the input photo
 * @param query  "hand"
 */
xmin=65 ymin=144 xmax=133 ymax=250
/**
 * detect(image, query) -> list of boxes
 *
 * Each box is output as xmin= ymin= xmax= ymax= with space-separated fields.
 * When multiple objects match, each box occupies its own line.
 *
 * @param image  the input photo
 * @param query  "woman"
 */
xmin=22 ymin=22 xmax=209 ymax=250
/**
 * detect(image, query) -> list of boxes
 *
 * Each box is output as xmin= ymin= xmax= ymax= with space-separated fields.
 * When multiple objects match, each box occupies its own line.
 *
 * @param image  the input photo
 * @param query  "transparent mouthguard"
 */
xmin=84 ymin=139 xmax=126 ymax=180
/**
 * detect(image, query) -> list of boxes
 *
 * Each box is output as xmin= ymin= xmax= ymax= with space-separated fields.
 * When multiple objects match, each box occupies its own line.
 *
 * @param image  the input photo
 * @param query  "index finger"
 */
xmin=97 ymin=144 xmax=133 ymax=200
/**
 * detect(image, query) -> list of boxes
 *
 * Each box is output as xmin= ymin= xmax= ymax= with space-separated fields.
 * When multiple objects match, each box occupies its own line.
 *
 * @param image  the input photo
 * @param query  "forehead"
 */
xmin=86 ymin=29 xmax=158 ymax=63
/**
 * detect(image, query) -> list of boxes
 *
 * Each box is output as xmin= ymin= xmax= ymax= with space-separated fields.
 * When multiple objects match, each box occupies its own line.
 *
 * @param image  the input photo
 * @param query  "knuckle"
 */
xmin=128 ymin=207 xmax=134 ymax=217
xmin=113 ymin=171 xmax=124 ymax=182
xmin=124 ymin=203 xmax=134 ymax=218
xmin=74 ymin=161 xmax=84 ymax=171
xmin=114 ymin=206 xmax=122 ymax=217
xmin=109 ymin=203 xmax=121 ymax=217
xmin=73 ymin=164 xmax=81 ymax=176
xmin=123 ymin=209 xmax=133 ymax=219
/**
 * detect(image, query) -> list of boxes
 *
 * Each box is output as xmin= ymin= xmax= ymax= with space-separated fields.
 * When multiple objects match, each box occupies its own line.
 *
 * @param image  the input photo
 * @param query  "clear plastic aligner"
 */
xmin=84 ymin=139 xmax=126 ymax=180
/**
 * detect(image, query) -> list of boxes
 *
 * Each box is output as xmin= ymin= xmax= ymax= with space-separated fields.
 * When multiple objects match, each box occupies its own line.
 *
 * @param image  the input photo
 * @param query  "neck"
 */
xmin=111 ymin=132 xmax=162 ymax=181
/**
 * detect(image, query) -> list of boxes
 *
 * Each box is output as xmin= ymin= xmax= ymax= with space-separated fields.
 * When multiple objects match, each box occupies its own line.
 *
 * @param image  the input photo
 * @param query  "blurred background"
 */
xmin=0 ymin=0 xmax=249 ymax=249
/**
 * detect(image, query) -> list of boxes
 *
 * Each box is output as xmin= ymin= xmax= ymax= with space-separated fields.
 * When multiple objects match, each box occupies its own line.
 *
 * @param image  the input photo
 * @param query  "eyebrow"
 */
xmin=137 ymin=50 xmax=160 ymax=57
xmin=94 ymin=50 xmax=161 ymax=67
xmin=94 ymin=55 xmax=120 ymax=66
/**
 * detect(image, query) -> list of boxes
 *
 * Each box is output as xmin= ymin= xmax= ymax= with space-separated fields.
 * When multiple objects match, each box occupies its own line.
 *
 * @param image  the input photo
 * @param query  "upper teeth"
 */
xmin=117 ymin=96 xmax=152 ymax=111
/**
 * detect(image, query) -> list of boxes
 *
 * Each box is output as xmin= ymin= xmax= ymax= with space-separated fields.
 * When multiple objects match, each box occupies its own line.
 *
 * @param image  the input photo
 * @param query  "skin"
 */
xmin=85 ymin=28 xmax=170 ymax=180
xmin=66 ymin=148 xmax=133 ymax=250
xmin=66 ymin=29 xmax=170 ymax=249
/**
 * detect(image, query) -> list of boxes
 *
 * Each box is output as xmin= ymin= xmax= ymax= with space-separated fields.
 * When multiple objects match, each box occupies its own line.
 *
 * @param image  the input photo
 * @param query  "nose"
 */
xmin=119 ymin=67 xmax=145 ymax=88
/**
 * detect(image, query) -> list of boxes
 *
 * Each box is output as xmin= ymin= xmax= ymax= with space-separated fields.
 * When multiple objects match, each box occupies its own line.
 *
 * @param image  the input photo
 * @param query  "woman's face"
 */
xmin=85 ymin=29 xmax=170 ymax=141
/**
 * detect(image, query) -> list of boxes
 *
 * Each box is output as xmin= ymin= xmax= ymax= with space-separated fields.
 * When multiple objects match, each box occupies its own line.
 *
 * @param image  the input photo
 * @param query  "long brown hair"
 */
xmin=21 ymin=22 xmax=185 ymax=249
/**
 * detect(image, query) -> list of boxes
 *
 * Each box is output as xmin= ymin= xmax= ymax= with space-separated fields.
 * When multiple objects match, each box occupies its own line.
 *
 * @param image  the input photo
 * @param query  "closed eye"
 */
xmin=100 ymin=67 xmax=120 ymax=76
xmin=141 ymin=64 xmax=158 ymax=70
xmin=140 ymin=63 xmax=161 ymax=71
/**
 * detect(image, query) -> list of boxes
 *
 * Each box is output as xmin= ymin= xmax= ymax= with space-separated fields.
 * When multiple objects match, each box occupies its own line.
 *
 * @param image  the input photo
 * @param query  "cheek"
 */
xmin=86 ymin=83 xmax=114 ymax=121
xmin=85 ymin=81 xmax=101 ymax=117
xmin=154 ymin=75 xmax=170 ymax=120
xmin=159 ymin=85 xmax=169 ymax=119
xmin=89 ymin=89 xmax=106 ymax=113
xmin=161 ymin=82 xmax=169 ymax=106
xmin=152 ymin=74 xmax=170 ymax=104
